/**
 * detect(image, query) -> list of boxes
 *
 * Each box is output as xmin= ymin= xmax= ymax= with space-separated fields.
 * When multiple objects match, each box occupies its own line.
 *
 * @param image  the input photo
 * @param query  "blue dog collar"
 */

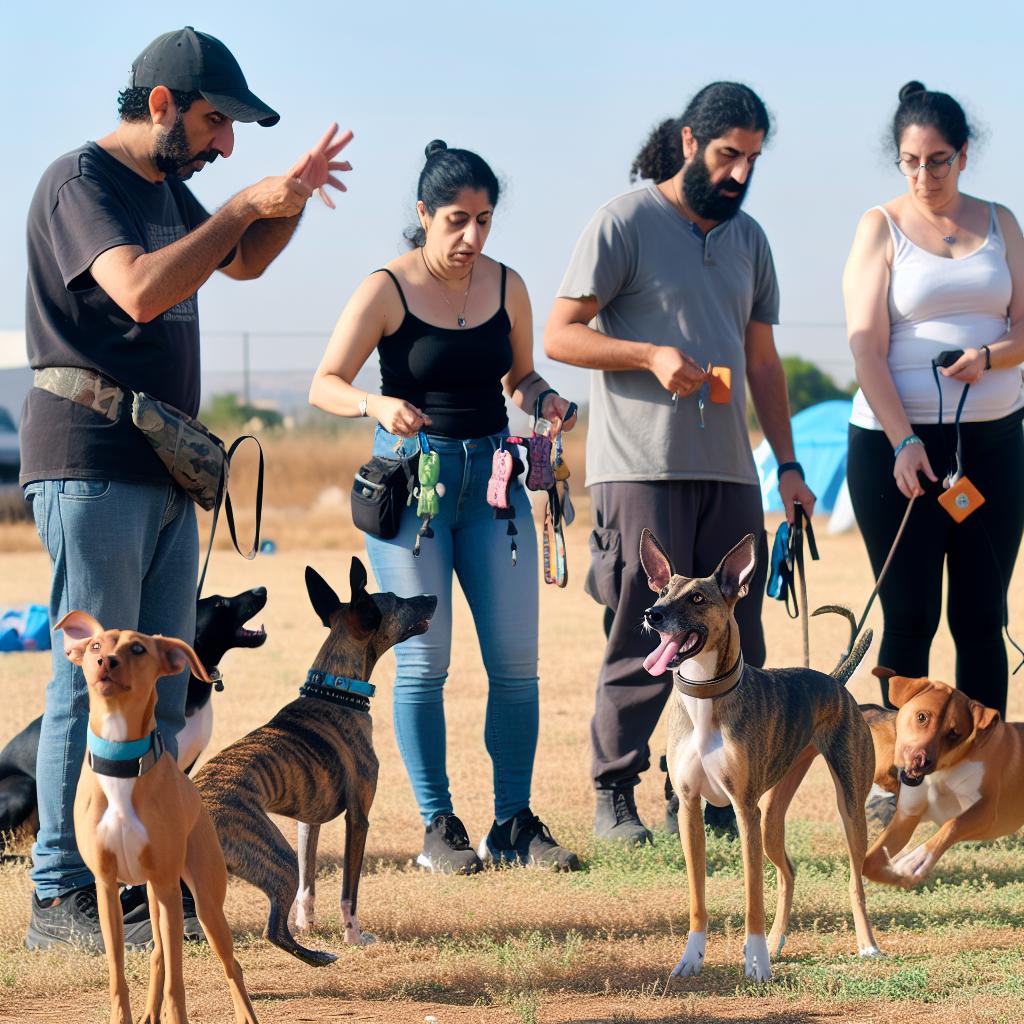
xmin=304 ymin=669 xmax=375 ymax=699
xmin=87 ymin=728 xmax=164 ymax=778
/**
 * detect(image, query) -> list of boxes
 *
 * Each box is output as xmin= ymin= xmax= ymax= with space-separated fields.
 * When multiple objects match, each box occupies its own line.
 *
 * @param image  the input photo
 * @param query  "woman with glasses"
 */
xmin=843 ymin=81 xmax=1024 ymax=716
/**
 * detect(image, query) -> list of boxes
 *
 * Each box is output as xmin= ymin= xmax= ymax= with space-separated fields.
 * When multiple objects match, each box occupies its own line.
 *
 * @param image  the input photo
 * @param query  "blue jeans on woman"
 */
xmin=363 ymin=427 xmax=539 ymax=825
xmin=24 ymin=479 xmax=198 ymax=899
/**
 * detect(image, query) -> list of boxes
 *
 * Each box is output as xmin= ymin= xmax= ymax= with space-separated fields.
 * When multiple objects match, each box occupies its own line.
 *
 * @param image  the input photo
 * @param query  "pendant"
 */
xmin=943 ymin=235 xmax=956 ymax=244
xmin=457 ymin=316 xmax=466 ymax=328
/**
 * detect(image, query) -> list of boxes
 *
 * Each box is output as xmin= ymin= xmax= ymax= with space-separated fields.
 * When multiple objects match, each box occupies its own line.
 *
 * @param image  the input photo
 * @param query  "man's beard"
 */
xmin=682 ymin=151 xmax=750 ymax=222
xmin=152 ymin=113 xmax=219 ymax=179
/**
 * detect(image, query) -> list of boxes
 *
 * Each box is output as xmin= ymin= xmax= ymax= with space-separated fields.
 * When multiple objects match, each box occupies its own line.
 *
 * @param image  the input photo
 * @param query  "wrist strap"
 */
xmin=534 ymin=388 xmax=558 ymax=422
xmin=981 ymin=344 xmax=992 ymax=370
xmin=893 ymin=434 xmax=923 ymax=458
xmin=776 ymin=461 xmax=804 ymax=480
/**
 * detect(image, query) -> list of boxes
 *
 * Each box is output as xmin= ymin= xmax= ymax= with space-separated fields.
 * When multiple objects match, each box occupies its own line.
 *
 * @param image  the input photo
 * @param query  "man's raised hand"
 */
xmin=288 ymin=123 xmax=354 ymax=209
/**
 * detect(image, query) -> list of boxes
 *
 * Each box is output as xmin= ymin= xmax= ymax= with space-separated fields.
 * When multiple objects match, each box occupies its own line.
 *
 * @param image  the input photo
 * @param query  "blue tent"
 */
xmin=754 ymin=399 xmax=852 ymax=514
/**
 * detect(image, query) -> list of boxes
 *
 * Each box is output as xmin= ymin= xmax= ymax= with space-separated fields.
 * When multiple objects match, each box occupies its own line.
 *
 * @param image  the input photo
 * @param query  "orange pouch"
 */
xmin=709 ymin=366 xmax=731 ymax=404
xmin=938 ymin=476 xmax=985 ymax=523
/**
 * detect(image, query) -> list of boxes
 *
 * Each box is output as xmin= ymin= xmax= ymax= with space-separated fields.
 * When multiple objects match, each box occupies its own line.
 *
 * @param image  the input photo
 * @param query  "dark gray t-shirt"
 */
xmin=20 ymin=142 xmax=210 ymax=486
xmin=557 ymin=184 xmax=780 ymax=486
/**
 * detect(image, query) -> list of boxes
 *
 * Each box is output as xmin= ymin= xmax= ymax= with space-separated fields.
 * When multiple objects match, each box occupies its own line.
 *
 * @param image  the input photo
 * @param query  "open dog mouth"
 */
xmin=643 ymin=630 xmax=706 ymax=677
xmin=899 ymin=767 xmax=927 ymax=787
xmin=234 ymin=622 xmax=267 ymax=648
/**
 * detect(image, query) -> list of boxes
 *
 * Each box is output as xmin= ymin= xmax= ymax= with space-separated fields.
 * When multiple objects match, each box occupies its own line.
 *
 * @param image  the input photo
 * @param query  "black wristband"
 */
xmin=981 ymin=344 xmax=992 ymax=370
xmin=534 ymin=388 xmax=558 ymax=421
xmin=777 ymin=461 xmax=804 ymax=480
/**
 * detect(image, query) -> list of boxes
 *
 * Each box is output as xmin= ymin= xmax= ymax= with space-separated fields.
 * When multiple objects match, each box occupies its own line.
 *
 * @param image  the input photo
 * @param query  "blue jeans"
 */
xmin=24 ymin=479 xmax=198 ymax=899
xmin=363 ymin=428 xmax=539 ymax=825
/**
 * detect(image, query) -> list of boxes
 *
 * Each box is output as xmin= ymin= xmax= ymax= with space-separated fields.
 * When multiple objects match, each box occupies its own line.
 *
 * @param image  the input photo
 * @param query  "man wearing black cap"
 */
xmin=20 ymin=26 xmax=350 ymax=951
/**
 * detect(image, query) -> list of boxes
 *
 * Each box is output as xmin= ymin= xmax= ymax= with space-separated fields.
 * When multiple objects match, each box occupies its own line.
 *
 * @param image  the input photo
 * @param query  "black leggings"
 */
xmin=847 ymin=410 xmax=1024 ymax=715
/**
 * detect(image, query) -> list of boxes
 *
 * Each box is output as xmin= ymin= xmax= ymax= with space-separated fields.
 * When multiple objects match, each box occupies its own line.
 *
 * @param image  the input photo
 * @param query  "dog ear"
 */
xmin=154 ymin=637 xmax=212 ymax=682
xmin=350 ymin=557 xmax=369 ymax=599
xmin=872 ymin=666 xmax=897 ymax=682
xmin=969 ymin=700 xmax=1001 ymax=736
xmin=55 ymin=610 xmax=103 ymax=664
xmin=639 ymin=529 xmax=673 ymax=592
xmin=887 ymin=675 xmax=932 ymax=708
xmin=715 ymin=534 xmax=757 ymax=604
xmin=305 ymin=566 xmax=342 ymax=628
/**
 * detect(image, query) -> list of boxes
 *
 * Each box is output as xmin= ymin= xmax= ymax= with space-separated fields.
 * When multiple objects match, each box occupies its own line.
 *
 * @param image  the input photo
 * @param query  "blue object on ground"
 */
xmin=260 ymin=539 xmax=276 ymax=555
xmin=0 ymin=604 xmax=52 ymax=651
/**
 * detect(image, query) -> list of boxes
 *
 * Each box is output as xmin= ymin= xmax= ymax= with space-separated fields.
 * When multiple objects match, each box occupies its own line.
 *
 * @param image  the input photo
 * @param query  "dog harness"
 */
xmin=299 ymin=669 xmax=374 ymax=712
xmin=87 ymin=728 xmax=165 ymax=778
xmin=674 ymin=652 xmax=745 ymax=699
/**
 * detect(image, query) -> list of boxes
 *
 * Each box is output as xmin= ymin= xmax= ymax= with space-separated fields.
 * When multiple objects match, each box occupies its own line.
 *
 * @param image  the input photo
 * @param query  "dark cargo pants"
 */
xmin=586 ymin=479 xmax=769 ymax=790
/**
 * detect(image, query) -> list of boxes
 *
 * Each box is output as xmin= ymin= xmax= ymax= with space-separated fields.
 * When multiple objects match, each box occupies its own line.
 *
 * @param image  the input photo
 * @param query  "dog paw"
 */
xmin=768 ymin=931 xmax=786 ymax=958
xmin=891 ymin=843 xmax=933 ymax=884
xmin=743 ymin=933 xmax=772 ymax=982
xmin=858 ymin=945 xmax=884 ymax=958
xmin=344 ymin=929 xmax=376 ymax=947
xmin=671 ymin=931 xmax=706 ymax=977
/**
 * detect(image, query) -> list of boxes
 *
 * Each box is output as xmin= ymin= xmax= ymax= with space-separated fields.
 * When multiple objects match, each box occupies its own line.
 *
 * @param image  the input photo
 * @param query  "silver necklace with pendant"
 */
xmin=421 ymin=248 xmax=474 ymax=328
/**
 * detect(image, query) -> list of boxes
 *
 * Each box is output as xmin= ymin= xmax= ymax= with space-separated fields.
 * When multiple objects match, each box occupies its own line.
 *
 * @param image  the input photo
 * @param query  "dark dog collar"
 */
xmin=87 ymin=729 xmax=165 ymax=778
xmin=675 ymin=652 xmax=745 ymax=699
xmin=208 ymin=666 xmax=224 ymax=692
xmin=299 ymin=681 xmax=370 ymax=712
xmin=304 ymin=669 xmax=375 ymax=698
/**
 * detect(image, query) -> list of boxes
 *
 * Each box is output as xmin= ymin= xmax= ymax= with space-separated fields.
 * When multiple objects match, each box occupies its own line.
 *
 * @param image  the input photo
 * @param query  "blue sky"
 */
xmin=4 ymin=0 xmax=1022 ymax=395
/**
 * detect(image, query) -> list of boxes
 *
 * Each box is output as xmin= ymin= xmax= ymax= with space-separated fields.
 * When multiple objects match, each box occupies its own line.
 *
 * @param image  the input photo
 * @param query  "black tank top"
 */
xmin=375 ymin=264 xmax=514 ymax=439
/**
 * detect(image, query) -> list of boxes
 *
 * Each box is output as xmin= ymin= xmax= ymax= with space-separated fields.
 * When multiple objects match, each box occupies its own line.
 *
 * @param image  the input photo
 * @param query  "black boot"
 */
xmin=594 ymin=785 xmax=652 ymax=846
xmin=703 ymin=800 xmax=739 ymax=840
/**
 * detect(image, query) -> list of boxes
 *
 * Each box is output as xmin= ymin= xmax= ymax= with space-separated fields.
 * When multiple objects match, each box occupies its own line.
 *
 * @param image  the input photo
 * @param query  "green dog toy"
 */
xmin=413 ymin=444 xmax=445 ymax=555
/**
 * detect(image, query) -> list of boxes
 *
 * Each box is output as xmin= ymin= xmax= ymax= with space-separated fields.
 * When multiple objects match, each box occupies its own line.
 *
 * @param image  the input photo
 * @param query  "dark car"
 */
xmin=0 ymin=407 xmax=18 ymax=484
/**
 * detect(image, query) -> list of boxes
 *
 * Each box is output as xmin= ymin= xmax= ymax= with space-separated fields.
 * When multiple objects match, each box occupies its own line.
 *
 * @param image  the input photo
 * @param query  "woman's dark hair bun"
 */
xmin=899 ymin=81 xmax=926 ymax=102
xmin=424 ymin=139 xmax=448 ymax=159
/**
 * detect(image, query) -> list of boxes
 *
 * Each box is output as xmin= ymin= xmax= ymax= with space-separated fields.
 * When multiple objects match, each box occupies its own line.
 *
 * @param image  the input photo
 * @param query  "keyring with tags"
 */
xmin=412 ymin=431 xmax=444 ymax=556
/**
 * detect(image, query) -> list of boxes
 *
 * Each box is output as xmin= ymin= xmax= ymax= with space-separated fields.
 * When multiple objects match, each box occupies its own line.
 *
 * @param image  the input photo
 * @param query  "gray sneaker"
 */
xmin=866 ymin=788 xmax=897 ymax=833
xmin=416 ymin=813 xmax=483 ymax=875
xmin=25 ymin=884 xmax=153 ymax=952
xmin=594 ymin=786 xmax=652 ymax=846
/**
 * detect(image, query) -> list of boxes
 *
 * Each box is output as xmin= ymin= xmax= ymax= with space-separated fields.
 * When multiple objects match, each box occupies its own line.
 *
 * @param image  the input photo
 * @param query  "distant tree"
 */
xmin=201 ymin=392 xmax=284 ymax=431
xmin=748 ymin=356 xmax=855 ymax=429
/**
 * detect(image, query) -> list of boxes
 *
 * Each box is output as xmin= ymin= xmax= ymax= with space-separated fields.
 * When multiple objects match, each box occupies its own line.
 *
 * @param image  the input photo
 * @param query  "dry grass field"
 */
xmin=2 ymin=427 xmax=1024 ymax=1023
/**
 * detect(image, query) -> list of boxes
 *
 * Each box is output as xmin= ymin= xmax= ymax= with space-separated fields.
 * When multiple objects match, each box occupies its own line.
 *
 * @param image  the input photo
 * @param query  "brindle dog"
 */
xmin=194 ymin=559 xmax=436 ymax=966
xmin=640 ymin=530 xmax=880 ymax=983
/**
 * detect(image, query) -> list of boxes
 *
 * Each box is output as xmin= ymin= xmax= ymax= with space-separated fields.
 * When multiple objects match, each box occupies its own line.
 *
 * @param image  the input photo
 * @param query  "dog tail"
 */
xmin=811 ymin=604 xmax=873 ymax=685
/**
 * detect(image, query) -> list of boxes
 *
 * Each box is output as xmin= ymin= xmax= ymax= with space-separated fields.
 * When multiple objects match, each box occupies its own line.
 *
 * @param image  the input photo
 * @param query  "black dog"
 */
xmin=0 ymin=587 xmax=267 ymax=854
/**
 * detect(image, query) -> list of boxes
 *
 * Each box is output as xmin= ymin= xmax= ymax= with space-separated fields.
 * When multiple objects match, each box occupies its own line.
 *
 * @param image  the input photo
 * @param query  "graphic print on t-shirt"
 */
xmin=145 ymin=221 xmax=197 ymax=322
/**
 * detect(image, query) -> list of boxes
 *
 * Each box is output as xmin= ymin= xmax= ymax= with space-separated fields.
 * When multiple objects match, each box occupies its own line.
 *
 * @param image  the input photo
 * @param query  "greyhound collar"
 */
xmin=675 ymin=652 xmax=745 ymax=699
xmin=87 ymin=728 xmax=165 ymax=778
xmin=304 ymin=669 xmax=375 ymax=698
xmin=208 ymin=666 xmax=224 ymax=692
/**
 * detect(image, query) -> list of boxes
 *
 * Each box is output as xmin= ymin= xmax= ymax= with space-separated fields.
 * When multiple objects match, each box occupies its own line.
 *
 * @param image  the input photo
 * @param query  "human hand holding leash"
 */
xmin=779 ymin=470 xmax=816 ymax=523
xmin=373 ymin=395 xmax=431 ymax=438
xmin=288 ymin=123 xmax=354 ymax=209
xmin=894 ymin=442 xmax=937 ymax=499
xmin=939 ymin=346 xmax=986 ymax=386
xmin=541 ymin=393 xmax=578 ymax=433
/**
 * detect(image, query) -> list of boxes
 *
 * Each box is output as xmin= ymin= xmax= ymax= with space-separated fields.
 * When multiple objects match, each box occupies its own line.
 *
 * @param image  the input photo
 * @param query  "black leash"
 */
xmin=790 ymin=502 xmax=819 ymax=667
xmin=197 ymin=435 xmax=264 ymax=598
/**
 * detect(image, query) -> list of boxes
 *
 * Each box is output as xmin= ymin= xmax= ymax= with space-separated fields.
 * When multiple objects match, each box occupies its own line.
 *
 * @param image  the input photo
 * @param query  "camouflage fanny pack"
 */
xmin=130 ymin=392 xmax=226 ymax=511
xmin=34 ymin=367 xmax=263 ymax=596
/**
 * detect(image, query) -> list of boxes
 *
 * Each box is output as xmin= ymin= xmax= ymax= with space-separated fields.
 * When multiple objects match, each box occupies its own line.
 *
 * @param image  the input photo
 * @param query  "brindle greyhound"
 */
xmin=639 ymin=530 xmax=880 ymax=983
xmin=194 ymin=559 xmax=435 ymax=966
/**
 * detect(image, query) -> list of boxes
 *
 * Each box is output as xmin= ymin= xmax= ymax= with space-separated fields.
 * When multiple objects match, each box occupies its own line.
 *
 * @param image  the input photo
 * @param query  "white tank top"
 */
xmin=849 ymin=202 xmax=1022 ymax=429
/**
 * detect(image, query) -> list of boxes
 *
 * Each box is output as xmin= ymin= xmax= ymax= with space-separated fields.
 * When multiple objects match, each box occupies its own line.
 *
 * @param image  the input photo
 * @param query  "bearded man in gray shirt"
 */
xmin=545 ymin=82 xmax=815 ymax=844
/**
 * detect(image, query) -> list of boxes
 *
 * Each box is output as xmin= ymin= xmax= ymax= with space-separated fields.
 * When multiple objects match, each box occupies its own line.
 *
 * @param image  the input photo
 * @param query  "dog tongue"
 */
xmin=644 ymin=636 xmax=681 ymax=677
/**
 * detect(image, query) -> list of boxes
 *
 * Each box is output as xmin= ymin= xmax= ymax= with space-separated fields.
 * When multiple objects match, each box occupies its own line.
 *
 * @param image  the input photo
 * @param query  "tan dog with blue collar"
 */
xmin=60 ymin=610 xmax=257 ymax=1024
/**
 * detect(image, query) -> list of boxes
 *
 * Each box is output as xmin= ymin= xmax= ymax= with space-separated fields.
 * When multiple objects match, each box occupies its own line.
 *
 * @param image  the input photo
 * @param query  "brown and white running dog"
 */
xmin=862 ymin=668 xmax=1023 ymax=887
xmin=60 ymin=610 xmax=257 ymax=1024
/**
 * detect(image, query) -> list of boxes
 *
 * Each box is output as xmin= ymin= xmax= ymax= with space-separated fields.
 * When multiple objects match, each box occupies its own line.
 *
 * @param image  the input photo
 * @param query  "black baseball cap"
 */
xmin=130 ymin=27 xmax=279 ymax=127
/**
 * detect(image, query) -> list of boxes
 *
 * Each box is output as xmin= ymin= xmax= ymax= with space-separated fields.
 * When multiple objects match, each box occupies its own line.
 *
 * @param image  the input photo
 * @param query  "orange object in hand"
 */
xmin=709 ymin=366 xmax=731 ymax=404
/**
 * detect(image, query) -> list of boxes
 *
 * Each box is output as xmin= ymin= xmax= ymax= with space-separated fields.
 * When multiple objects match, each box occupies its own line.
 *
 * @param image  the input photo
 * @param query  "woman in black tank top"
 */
xmin=310 ymin=141 xmax=579 ymax=874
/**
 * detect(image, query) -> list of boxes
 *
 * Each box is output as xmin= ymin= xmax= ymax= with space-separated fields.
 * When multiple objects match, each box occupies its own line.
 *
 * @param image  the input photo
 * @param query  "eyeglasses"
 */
xmin=895 ymin=151 xmax=960 ymax=180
